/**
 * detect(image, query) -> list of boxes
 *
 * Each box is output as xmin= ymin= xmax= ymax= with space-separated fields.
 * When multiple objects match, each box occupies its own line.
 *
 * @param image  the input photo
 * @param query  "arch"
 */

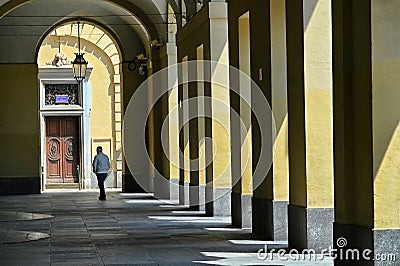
xmin=0 ymin=0 xmax=161 ymax=40
xmin=34 ymin=18 xmax=126 ymax=65
xmin=0 ymin=0 xmax=170 ymax=62
xmin=37 ymin=21 xmax=125 ymax=189
xmin=167 ymin=0 xmax=180 ymax=14
xmin=104 ymin=0 xmax=161 ymax=40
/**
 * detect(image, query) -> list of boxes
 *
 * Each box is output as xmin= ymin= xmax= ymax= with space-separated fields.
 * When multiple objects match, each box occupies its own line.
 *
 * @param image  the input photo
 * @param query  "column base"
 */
xmin=374 ymin=229 xmax=400 ymax=266
xmin=187 ymin=185 xmax=206 ymax=211
xmin=169 ymin=178 xmax=179 ymax=202
xmin=153 ymin=173 xmax=170 ymax=200
xmin=122 ymin=173 xmax=147 ymax=193
xmin=0 ymin=177 xmax=40 ymax=195
xmin=199 ymin=185 xmax=206 ymax=211
xmin=116 ymin=170 xmax=122 ymax=188
xmin=252 ymin=197 xmax=288 ymax=240
xmin=288 ymin=204 xmax=333 ymax=252
xmin=178 ymin=181 xmax=190 ymax=206
xmin=189 ymin=184 xmax=200 ymax=211
xmin=334 ymin=223 xmax=399 ymax=265
xmin=232 ymin=192 xmax=252 ymax=229
xmin=272 ymin=200 xmax=289 ymax=241
xmin=205 ymin=187 xmax=231 ymax=217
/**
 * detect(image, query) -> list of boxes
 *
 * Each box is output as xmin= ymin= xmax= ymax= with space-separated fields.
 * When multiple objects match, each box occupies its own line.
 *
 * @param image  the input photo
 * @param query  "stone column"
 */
xmin=371 ymin=1 xmax=400 ymax=262
xmin=197 ymin=46 xmax=206 ymax=211
xmin=205 ymin=1 xmax=232 ymax=216
xmin=333 ymin=0 xmax=400 ymax=265
xmin=179 ymin=56 xmax=190 ymax=206
xmin=270 ymin=0 xmax=289 ymax=241
xmin=189 ymin=56 xmax=200 ymax=210
xmin=122 ymin=62 xmax=147 ymax=193
xmin=149 ymin=45 xmax=171 ymax=202
xmin=286 ymin=0 xmax=334 ymax=251
xmin=232 ymin=11 xmax=253 ymax=229
xmin=166 ymin=43 xmax=180 ymax=202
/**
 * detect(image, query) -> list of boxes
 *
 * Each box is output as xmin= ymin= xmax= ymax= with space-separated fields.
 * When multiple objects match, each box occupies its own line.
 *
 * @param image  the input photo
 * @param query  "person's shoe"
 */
xmin=98 ymin=197 xmax=106 ymax=201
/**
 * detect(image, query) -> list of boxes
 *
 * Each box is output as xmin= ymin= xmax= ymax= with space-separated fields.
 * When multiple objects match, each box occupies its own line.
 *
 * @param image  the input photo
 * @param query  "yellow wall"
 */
xmin=305 ymin=89 xmax=333 ymax=207
xmin=177 ymin=5 xmax=209 ymax=188
xmin=372 ymin=0 xmax=400 ymax=228
xmin=304 ymin=0 xmax=334 ymax=208
xmin=38 ymin=34 xmax=117 ymax=174
xmin=286 ymin=0 xmax=334 ymax=208
xmin=177 ymin=2 xmax=232 ymax=189
xmin=238 ymin=12 xmax=253 ymax=195
xmin=0 ymin=64 xmax=40 ymax=177
xmin=304 ymin=0 xmax=334 ymax=207
xmin=271 ymin=0 xmax=289 ymax=201
xmin=228 ymin=0 xmax=276 ymax=200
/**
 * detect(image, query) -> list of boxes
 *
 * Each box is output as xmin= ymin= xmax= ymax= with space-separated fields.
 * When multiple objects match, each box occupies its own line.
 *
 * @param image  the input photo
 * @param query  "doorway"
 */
xmin=46 ymin=116 xmax=80 ymax=184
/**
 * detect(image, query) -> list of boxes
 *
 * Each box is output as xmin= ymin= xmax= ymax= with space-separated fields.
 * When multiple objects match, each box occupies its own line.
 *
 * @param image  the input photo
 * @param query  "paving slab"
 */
xmin=0 ymin=191 xmax=334 ymax=265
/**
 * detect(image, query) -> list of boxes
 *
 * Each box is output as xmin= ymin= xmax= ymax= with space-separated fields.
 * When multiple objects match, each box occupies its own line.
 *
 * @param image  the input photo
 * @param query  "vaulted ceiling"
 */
xmin=0 ymin=0 xmax=180 ymax=63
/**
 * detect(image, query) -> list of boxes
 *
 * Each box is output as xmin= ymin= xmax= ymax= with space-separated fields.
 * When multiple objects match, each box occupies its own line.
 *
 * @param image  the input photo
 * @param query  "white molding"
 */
xmin=38 ymin=66 xmax=93 ymax=190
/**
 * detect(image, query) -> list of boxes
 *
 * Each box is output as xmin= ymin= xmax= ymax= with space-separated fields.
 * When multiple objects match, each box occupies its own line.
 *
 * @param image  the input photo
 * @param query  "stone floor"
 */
xmin=0 ymin=190 xmax=333 ymax=265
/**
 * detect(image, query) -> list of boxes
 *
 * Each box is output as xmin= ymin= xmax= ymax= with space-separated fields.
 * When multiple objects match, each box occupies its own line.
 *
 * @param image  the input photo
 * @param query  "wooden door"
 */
xmin=46 ymin=116 xmax=79 ymax=183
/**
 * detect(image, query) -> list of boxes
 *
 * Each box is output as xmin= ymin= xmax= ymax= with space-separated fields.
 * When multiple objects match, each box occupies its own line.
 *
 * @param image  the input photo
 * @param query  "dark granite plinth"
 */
xmin=334 ymin=223 xmax=399 ymax=265
xmin=122 ymin=173 xmax=147 ymax=193
xmin=231 ymin=192 xmax=252 ymax=229
xmin=288 ymin=204 xmax=334 ymax=252
xmin=0 ymin=177 xmax=40 ymax=195
xmin=153 ymin=173 xmax=170 ymax=200
xmin=205 ymin=187 xmax=231 ymax=217
xmin=252 ymin=197 xmax=288 ymax=240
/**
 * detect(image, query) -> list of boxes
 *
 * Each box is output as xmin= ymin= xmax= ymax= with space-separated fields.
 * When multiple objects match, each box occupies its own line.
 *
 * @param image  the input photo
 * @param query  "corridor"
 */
xmin=0 ymin=191 xmax=333 ymax=265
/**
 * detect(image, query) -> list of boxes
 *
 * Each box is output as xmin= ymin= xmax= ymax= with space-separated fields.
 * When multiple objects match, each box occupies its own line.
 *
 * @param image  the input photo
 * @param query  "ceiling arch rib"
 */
xmin=42 ymin=22 xmax=121 ymax=76
xmin=0 ymin=0 xmax=171 ymax=63
xmin=61 ymin=23 xmax=120 ymax=66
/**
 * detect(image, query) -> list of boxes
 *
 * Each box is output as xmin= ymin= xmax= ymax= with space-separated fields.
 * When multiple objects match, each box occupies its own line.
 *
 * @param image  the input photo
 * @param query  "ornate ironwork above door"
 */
xmin=45 ymin=84 xmax=79 ymax=105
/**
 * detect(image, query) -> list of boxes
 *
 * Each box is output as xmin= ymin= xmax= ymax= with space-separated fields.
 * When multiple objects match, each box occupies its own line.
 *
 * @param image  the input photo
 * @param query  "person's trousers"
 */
xmin=96 ymin=173 xmax=108 ymax=199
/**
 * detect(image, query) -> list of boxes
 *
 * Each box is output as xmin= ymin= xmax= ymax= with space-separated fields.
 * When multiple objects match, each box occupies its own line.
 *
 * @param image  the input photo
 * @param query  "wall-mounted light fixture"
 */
xmin=138 ymin=64 xmax=147 ymax=76
xmin=126 ymin=54 xmax=148 ymax=75
xmin=72 ymin=20 xmax=88 ymax=83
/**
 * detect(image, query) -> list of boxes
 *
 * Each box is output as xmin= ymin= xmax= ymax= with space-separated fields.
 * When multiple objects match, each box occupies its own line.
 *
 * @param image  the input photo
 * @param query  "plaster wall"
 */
xmin=0 ymin=64 xmax=39 ymax=179
xmin=303 ymin=0 xmax=334 ymax=207
xmin=38 ymin=35 xmax=117 ymax=185
xmin=372 ymin=0 xmax=400 ymax=229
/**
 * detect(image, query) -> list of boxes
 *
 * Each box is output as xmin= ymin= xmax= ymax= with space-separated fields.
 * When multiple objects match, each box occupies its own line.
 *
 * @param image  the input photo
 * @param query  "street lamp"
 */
xmin=72 ymin=21 xmax=88 ymax=83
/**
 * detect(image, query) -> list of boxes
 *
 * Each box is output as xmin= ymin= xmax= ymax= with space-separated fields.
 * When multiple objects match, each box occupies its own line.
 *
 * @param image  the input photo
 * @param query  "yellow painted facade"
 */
xmin=37 ymin=25 xmax=121 ymax=186
xmin=273 ymin=114 xmax=289 ymax=201
xmin=305 ymin=89 xmax=334 ymax=207
xmin=372 ymin=0 xmax=400 ymax=228
xmin=271 ymin=0 xmax=289 ymax=201
xmin=0 ymin=64 xmax=39 ymax=177
xmin=1 ymin=0 xmax=400 ymax=256
xmin=304 ymin=0 xmax=334 ymax=208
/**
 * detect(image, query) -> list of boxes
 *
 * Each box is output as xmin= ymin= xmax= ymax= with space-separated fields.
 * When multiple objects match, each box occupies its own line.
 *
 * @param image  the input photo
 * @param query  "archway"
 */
xmin=0 ymin=0 xmax=166 ymax=194
xmin=37 ymin=21 xmax=126 ymax=190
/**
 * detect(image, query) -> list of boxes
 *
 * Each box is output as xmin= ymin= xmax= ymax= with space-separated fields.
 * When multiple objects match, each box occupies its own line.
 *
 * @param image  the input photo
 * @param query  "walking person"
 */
xmin=93 ymin=146 xmax=110 ymax=201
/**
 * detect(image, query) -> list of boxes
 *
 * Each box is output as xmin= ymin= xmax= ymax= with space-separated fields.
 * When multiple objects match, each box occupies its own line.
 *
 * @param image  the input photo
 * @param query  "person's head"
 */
xmin=96 ymin=146 xmax=103 ymax=154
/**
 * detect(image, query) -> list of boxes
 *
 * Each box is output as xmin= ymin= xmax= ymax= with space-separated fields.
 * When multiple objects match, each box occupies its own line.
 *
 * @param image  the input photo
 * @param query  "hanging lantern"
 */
xmin=72 ymin=21 xmax=88 ymax=83
xmin=72 ymin=53 xmax=88 ymax=83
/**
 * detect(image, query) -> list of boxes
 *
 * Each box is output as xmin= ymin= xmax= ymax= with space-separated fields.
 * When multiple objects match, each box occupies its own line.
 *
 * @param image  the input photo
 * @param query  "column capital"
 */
xmin=208 ymin=2 xmax=228 ymax=19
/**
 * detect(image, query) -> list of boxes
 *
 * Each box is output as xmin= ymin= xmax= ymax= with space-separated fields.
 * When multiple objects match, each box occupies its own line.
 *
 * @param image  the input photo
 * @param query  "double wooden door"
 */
xmin=46 ymin=116 xmax=79 ymax=183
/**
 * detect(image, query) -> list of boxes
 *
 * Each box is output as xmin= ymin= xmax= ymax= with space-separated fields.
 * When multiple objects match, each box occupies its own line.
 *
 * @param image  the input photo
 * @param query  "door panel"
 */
xmin=46 ymin=117 xmax=79 ymax=183
xmin=63 ymin=136 xmax=77 ymax=182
